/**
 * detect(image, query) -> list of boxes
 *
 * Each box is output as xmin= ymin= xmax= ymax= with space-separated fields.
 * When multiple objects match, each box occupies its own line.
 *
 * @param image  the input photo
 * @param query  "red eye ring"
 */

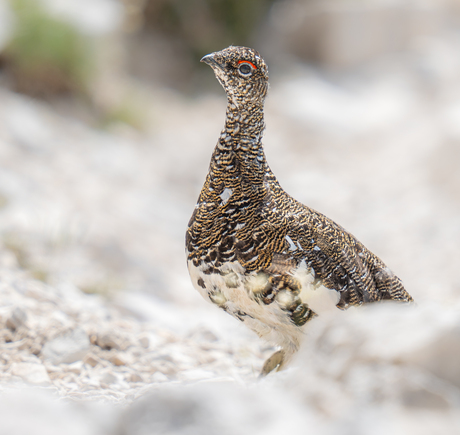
xmin=237 ymin=60 xmax=257 ymax=70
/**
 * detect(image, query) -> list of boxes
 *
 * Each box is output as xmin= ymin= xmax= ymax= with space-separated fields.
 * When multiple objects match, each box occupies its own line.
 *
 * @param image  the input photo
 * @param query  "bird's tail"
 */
xmin=373 ymin=265 xmax=414 ymax=302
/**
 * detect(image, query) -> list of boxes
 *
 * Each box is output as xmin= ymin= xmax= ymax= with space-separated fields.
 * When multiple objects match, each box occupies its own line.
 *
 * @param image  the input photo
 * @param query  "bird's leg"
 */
xmin=266 ymin=274 xmax=318 ymax=326
xmin=261 ymin=275 xmax=300 ymax=305
xmin=259 ymin=349 xmax=285 ymax=377
xmin=270 ymin=275 xmax=301 ymax=293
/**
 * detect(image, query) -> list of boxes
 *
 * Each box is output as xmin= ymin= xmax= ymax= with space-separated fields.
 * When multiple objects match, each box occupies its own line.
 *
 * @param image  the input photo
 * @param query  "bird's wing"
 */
xmin=305 ymin=210 xmax=412 ymax=308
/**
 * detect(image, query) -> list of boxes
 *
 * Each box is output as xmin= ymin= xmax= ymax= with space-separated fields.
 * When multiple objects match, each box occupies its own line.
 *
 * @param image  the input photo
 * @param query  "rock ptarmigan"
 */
xmin=186 ymin=46 xmax=413 ymax=375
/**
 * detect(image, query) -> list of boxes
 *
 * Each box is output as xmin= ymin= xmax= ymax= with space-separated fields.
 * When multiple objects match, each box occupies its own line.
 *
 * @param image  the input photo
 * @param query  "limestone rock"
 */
xmin=41 ymin=327 xmax=90 ymax=365
xmin=9 ymin=362 xmax=50 ymax=385
xmin=128 ymin=373 xmax=143 ymax=383
xmin=0 ymin=387 xmax=116 ymax=435
xmin=286 ymin=303 xmax=460 ymax=432
xmin=108 ymin=353 xmax=126 ymax=366
xmin=83 ymin=353 xmax=100 ymax=368
xmin=138 ymin=335 xmax=149 ymax=349
xmin=6 ymin=307 xmax=28 ymax=331
xmin=119 ymin=382 xmax=313 ymax=435
xmin=99 ymin=371 xmax=117 ymax=386
xmin=96 ymin=333 xmax=121 ymax=350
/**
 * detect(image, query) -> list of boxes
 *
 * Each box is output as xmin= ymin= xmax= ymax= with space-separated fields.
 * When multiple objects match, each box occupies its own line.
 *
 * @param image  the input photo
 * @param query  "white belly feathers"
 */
xmin=187 ymin=257 xmax=340 ymax=356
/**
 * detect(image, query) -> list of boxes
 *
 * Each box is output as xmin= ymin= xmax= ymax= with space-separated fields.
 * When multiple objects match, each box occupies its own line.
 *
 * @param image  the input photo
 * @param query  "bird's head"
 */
xmin=201 ymin=46 xmax=269 ymax=108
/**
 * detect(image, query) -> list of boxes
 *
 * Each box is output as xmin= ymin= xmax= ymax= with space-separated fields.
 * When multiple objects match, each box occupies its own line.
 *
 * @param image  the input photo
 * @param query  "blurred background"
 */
xmin=1 ymin=0 xmax=460 ymax=432
xmin=0 ymin=0 xmax=460 ymax=303
xmin=0 ymin=0 xmax=459 ymax=305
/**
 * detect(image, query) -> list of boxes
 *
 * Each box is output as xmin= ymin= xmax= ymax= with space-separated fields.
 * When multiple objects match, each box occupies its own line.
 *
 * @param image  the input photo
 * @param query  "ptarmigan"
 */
xmin=186 ymin=46 xmax=413 ymax=375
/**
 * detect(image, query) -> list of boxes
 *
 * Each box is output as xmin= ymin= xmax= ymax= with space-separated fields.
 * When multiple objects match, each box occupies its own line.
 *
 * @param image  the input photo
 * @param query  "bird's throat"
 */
xmin=211 ymin=102 xmax=266 ymax=176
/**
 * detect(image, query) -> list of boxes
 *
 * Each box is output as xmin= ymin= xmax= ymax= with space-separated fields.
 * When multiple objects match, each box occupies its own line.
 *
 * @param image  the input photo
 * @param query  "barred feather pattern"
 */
xmin=186 ymin=46 xmax=413 ymax=374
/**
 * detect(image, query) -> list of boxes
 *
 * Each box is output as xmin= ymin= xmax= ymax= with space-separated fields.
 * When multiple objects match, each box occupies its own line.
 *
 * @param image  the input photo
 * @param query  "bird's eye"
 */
xmin=237 ymin=60 xmax=256 ymax=77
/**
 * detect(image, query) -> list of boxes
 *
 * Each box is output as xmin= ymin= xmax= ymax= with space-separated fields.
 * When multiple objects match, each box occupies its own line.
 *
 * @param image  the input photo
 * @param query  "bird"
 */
xmin=186 ymin=46 xmax=413 ymax=375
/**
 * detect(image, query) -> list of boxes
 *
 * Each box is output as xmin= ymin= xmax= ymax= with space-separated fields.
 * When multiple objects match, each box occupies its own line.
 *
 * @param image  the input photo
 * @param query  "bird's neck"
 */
xmin=211 ymin=100 xmax=267 ymax=178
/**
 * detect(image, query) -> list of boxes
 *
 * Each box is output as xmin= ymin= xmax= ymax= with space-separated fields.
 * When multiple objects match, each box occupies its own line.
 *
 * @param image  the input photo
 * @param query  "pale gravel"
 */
xmin=1 ymin=33 xmax=460 ymax=433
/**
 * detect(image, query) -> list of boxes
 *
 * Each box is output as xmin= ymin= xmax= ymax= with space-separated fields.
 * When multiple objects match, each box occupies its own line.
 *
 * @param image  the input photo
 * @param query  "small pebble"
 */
xmin=83 ymin=353 xmax=100 ymax=368
xmin=139 ymin=336 xmax=150 ymax=348
xmin=66 ymin=361 xmax=83 ymax=374
xmin=100 ymin=372 xmax=117 ymax=385
xmin=109 ymin=354 xmax=126 ymax=366
xmin=152 ymin=372 xmax=168 ymax=383
xmin=128 ymin=373 xmax=143 ymax=383
xmin=30 ymin=343 xmax=42 ymax=355
xmin=1 ymin=329 xmax=13 ymax=343
xmin=97 ymin=333 xmax=120 ymax=350
xmin=41 ymin=327 xmax=91 ymax=364
xmin=9 ymin=362 xmax=50 ymax=385
xmin=6 ymin=307 xmax=28 ymax=331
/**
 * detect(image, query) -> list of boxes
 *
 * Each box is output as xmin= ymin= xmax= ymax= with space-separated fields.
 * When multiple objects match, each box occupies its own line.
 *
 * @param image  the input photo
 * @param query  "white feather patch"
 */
xmin=293 ymin=261 xmax=340 ymax=314
xmin=187 ymin=260 xmax=305 ymax=358
xmin=285 ymin=235 xmax=297 ymax=251
xmin=220 ymin=188 xmax=232 ymax=205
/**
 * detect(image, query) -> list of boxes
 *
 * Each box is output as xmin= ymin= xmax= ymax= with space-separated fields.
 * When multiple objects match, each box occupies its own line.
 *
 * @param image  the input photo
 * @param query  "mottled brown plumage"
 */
xmin=186 ymin=46 xmax=413 ymax=375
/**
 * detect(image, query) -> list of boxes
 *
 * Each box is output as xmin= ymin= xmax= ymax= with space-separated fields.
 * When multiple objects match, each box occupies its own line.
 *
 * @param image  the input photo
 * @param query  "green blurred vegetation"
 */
xmin=4 ymin=0 xmax=93 ymax=96
xmin=143 ymin=0 xmax=276 ymax=58
xmin=98 ymin=95 xmax=146 ymax=131
xmin=0 ymin=0 xmax=278 ymax=124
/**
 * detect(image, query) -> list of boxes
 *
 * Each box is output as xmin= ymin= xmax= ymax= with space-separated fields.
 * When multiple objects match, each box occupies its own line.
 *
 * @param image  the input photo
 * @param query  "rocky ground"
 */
xmin=1 ymin=33 xmax=460 ymax=433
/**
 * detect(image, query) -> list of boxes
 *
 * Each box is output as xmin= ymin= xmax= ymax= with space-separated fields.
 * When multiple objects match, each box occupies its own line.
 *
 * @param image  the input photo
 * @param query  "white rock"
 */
xmin=120 ymin=382 xmax=315 ymax=435
xmin=83 ymin=353 xmax=100 ymax=368
xmin=9 ymin=362 xmax=50 ymax=385
xmin=138 ymin=335 xmax=149 ymax=348
xmin=65 ymin=361 xmax=84 ymax=374
xmin=6 ymin=307 xmax=28 ymax=330
xmin=96 ymin=333 xmax=121 ymax=350
xmin=108 ymin=353 xmax=127 ymax=366
xmin=99 ymin=371 xmax=117 ymax=386
xmin=0 ymin=387 xmax=116 ymax=435
xmin=41 ymin=327 xmax=90 ymax=364
xmin=151 ymin=372 xmax=169 ymax=383
xmin=128 ymin=373 xmax=143 ymax=383
xmin=286 ymin=302 xmax=460 ymax=429
xmin=178 ymin=368 xmax=216 ymax=382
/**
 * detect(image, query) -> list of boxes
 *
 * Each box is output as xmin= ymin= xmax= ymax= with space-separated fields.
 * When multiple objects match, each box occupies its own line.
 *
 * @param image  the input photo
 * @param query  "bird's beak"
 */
xmin=201 ymin=53 xmax=221 ymax=69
